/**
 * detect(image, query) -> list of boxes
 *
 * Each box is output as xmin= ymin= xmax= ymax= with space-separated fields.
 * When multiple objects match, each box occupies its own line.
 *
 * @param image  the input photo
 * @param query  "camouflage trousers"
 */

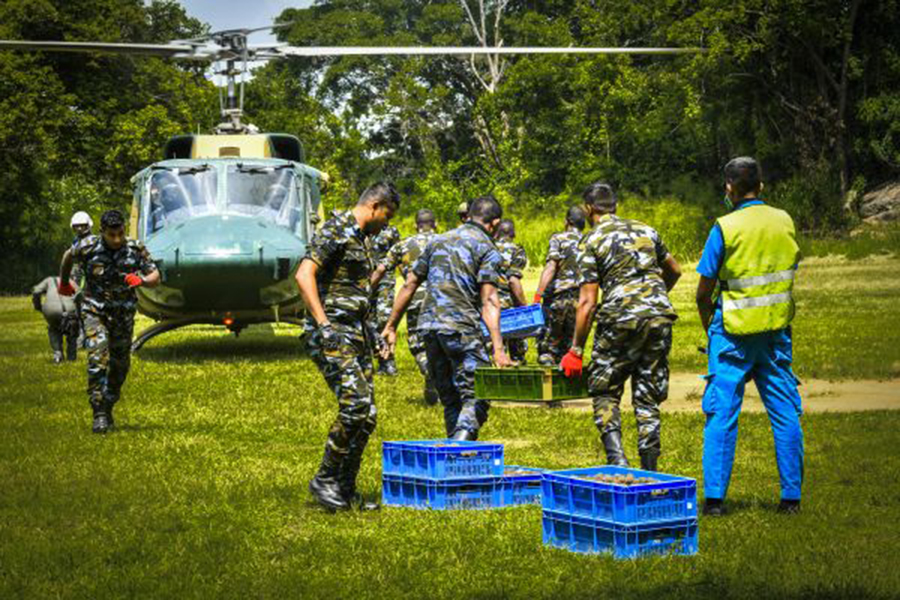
xmin=407 ymin=303 xmax=430 ymax=379
xmin=308 ymin=322 xmax=377 ymax=463
xmin=423 ymin=330 xmax=491 ymax=437
xmin=369 ymin=277 xmax=396 ymax=362
xmin=83 ymin=308 xmax=135 ymax=411
xmin=587 ymin=316 xmax=674 ymax=457
xmin=538 ymin=288 xmax=578 ymax=365
xmin=46 ymin=312 xmax=79 ymax=360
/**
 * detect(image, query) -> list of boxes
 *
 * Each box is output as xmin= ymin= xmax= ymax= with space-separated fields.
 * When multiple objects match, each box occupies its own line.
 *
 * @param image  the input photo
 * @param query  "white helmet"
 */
xmin=70 ymin=211 xmax=93 ymax=228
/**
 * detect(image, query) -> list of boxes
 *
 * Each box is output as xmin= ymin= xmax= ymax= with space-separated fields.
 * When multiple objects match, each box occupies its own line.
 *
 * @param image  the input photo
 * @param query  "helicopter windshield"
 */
xmin=148 ymin=167 xmax=217 ymax=234
xmin=226 ymin=165 xmax=299 ymax=230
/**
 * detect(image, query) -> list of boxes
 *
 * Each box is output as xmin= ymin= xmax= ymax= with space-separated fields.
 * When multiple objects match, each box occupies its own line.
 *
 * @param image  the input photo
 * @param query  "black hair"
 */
xmin=582 ymin=182 xmax=617 ymax=208
xmin=468 ymin=195 xmax=503 ymax=224
xmin=100 ymin=209 xmax=126 ymax=230
xmin=724 ymin=157 xmax=762 ymax=198
xmin=415 ymin=208 xmax=436 ymax=227
xmin=358 ymin=181 xmax=401 ymax=210
xmin=566 ymin=206 xmax=586 ymax=230
xmin=497 ymin=218 xmax=515 ymax=239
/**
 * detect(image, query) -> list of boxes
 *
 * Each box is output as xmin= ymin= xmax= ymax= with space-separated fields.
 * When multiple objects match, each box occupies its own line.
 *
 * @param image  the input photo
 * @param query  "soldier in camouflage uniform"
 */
xmin=58 ymin=209 xmax=160 ymax=434
xmin=494 ymin=219 xmax=529 ymax=363
xmin=371 ymin=209 xmax=439 ymax=404
xmin=295 ymin=182 xmax=400 ymax=512
xmin=370 ymin=223 xmax=401 ymax=375
xmin=560 ymin=183 xmax=682 ymax=471
xmin=381 ymin=196 xmax=513 ymax=440
xmin=534 ymin=206 xmax=586 ymax=366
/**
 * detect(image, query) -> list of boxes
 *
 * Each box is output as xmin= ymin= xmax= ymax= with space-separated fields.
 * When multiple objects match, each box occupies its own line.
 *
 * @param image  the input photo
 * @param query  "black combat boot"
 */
xmin=777 ymin=499 xmax=801 ymax=514
xmin=702 ymin=498 xmax=725 ymax=517
xmin=639 ymin=452 xmax=659 ymax=472
xmin=309 ymin=447 xmax=351 ymax=512
xmin=91 ymin=404 xmax=109 ymax=434
xmin=338 ymin=437 xmax=380 ymax=512
xmin=105 ymin=400 xmax=116 ymax=429
xmin=601 ymin=431 xmax=630 ymax=467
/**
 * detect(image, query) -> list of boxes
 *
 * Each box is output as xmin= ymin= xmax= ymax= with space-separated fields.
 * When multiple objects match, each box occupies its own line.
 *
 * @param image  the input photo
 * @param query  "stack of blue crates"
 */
xmin=382 ymin=440 xmax=505 ymax=509
xmin=541 ymin=466 xmax=699 ymax=558
xmin=382 ymin=441 xmax=547 ymax=509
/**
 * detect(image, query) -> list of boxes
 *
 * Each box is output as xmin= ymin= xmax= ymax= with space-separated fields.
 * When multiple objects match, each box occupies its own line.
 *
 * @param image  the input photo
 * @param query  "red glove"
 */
xmin=560 ymin=350 xmax=583 ymax=378
xmin=57 ymin=281 xmax=77 ymax=296
xmin=124 ymin=273 xmax=143 ymax=288
xmin=533 ymin=292 xmax=542 ymax=304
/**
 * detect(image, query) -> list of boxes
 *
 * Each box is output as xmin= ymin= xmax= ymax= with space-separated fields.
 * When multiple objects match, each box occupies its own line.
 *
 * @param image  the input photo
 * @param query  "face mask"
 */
xmin=723 ymin=195 xmax=734 ymax=211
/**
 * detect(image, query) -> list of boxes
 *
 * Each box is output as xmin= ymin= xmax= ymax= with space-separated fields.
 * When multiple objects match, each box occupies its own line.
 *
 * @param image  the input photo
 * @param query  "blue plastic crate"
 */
xmin=542 ymin=466 xmax=697 ymax=524
xmin=382 ymin=474 xmax=503 ymax=510
xmin=543 ymin=510 xmax=699 ymax=558
xmin=382 ymin=440 xmax=504 ymax=479
xmin=501 ymin=466 xmax=546 ymax=506
xmin=480 ymin=304 xmax=545 ymax=339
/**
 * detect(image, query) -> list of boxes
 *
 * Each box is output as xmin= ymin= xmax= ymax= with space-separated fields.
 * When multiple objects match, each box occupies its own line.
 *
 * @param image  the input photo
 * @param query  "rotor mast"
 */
xmin=212 ymin=30 xmax=254 ymax=135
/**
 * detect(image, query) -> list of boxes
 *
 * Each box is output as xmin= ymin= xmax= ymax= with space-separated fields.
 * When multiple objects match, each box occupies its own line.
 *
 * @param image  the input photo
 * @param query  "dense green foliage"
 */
xmin=2 ymin=0 xmax=899 ymax=291
xmin=1 ymin=257 xmax=900 ymax=596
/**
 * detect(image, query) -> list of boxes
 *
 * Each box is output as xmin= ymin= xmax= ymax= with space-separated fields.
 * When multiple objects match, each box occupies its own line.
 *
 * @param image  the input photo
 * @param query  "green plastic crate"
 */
xmin=475 ymin=367 xmax=588 ymax=402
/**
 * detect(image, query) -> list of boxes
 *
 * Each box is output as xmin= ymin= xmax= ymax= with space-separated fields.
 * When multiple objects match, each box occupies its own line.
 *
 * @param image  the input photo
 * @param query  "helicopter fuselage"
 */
xmin=128 ymin=155 xmax=324 ymax=346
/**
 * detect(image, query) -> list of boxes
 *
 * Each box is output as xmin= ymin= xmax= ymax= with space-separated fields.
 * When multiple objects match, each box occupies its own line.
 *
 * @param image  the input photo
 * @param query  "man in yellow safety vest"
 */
xmin=696 ymin=156 xmax=804 ymax=516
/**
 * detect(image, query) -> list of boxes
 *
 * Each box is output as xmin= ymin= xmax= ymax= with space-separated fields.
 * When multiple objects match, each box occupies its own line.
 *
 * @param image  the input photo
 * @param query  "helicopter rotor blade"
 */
xmin=257 ymin=45 xmax=707 ymax=59
xmin=0 ymin=40 xmax=215 ymax=59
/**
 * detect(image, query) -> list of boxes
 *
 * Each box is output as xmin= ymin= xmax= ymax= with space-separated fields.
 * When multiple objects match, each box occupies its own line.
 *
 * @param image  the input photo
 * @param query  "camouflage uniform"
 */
xmin=577 ymin=214 xmax=676 ymax=462
xmin=32 ymin=276 xmax=79 ymax=361
xmin=369 ymin=225 xmax=401 ymax=365
xmin=70 ymin=235 xmax=157 ymax=414
xmin=538 ymin=229 xmax=583 ymax=365
xmin=304 ymin=210 xmax=378 ymax=488
xmin=412 ymin=222 xmax=503 ymax=437
xmin=381 ymin=230 xmax=437 ymax=384
xmin=495 ymin=238 xmax=529 ymax=363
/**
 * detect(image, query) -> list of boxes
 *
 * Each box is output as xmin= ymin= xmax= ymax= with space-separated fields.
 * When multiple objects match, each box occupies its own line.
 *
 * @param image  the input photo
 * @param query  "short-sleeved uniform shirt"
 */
xmin=381 ymin=230 xmax=437 ymax=308
xmin=70 ymin=235 xmax=157 ymax=313
xmin=577 ymin=214 xmax=675 ymax=324
xmin=545 ymin=229 xmax=582 ymax=293
xmin=412 ymin=222 xmax=503 ymax=334
xmin=305 ymin=210 xmax=375 ymax=326
xmin=495 ymin=238 xmax=528 ymax=309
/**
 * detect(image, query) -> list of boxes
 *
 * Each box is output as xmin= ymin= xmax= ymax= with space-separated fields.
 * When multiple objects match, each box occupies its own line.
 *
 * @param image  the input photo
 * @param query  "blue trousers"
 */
xmin=423 ymin=330 xmax=491 ymax=437
xmin=702 ymin=313 xmax=804 ymax=501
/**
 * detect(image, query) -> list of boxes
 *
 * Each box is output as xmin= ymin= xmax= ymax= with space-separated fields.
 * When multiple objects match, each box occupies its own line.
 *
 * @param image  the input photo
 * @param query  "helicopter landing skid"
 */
xmin=132 ymin=315 xmax=309 ymax=352
xmin=132 ymin=318 xmax=215 ymax=352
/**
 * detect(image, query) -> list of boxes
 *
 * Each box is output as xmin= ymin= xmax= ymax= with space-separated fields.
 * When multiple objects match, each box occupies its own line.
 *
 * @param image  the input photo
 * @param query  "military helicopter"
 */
xmin=0 ymin=28 xmax=703 ymax=350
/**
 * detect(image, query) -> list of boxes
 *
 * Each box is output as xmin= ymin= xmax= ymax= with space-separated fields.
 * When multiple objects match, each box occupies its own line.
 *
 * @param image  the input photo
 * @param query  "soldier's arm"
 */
xmin=480 ymin=283 xmax=513 ymax=367
xmin=296 ymin=259 xmax=329 ymax=326
xmin=534 ymin=260 xmax=558 ymax=299
xmin=509 ymin=276 xmax=527 ymax=307
xmin=140 ymin=269 xmax=161 ymax=289
xmin=380 ymin=271 xmax=422 ymax=358
xmin=370 ymin=264 xmax=388 ymax=288
xmin=696 ymin=276 xmax=717 ymax=333
xmin=59 ymin=249 xmax=74 ymax=286
xmin=571 ymin=282 xmax=599 ymax=351
xmin=660 ymin=254 xmax=682 ymax=291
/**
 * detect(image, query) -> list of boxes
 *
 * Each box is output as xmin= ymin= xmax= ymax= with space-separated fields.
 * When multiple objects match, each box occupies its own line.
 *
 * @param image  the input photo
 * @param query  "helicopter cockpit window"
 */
xmin=226 ymin=165 xmax=299 ymax=231
xmin=147 ymin=167 xmax=217 ymax=234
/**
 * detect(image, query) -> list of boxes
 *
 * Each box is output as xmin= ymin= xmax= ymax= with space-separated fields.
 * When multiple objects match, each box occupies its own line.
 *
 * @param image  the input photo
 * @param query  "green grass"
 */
xmin=1 ymin=255 xmax=899 ymax=598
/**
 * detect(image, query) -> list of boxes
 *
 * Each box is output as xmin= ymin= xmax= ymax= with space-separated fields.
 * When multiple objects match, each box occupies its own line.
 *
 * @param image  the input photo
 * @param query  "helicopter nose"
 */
xmin=146 ymin=215 xmax=304 ymax=310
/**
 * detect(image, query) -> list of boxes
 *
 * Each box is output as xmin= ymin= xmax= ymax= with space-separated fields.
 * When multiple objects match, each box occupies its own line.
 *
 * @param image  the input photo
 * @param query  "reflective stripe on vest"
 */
xmin=717 ymin=204 xmax=800 ymax=335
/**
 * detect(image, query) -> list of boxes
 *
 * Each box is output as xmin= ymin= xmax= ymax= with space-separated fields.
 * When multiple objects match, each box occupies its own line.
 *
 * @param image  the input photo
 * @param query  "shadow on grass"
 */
xmin=136 ymin=335 xmax=309 ymax=364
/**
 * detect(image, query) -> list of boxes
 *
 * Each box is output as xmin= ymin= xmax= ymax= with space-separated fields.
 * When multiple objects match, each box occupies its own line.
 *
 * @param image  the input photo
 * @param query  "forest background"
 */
xmin=1 ymin=0 xmax=898 ymax=292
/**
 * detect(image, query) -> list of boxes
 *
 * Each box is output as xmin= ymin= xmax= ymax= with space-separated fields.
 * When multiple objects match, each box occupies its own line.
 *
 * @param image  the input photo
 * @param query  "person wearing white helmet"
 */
xmin=70 ymin=211 xmax=93 ymax=241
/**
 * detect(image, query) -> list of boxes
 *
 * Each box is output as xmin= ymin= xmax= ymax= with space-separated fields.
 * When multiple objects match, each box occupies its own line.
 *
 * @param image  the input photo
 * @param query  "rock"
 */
xmin=859 ymin=181 xmax=900 ymax=224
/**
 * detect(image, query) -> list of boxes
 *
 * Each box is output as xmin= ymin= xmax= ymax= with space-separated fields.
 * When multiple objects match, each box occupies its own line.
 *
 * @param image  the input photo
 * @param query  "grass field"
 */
xmin=1 ymin=256 xmax=899 ymax=598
